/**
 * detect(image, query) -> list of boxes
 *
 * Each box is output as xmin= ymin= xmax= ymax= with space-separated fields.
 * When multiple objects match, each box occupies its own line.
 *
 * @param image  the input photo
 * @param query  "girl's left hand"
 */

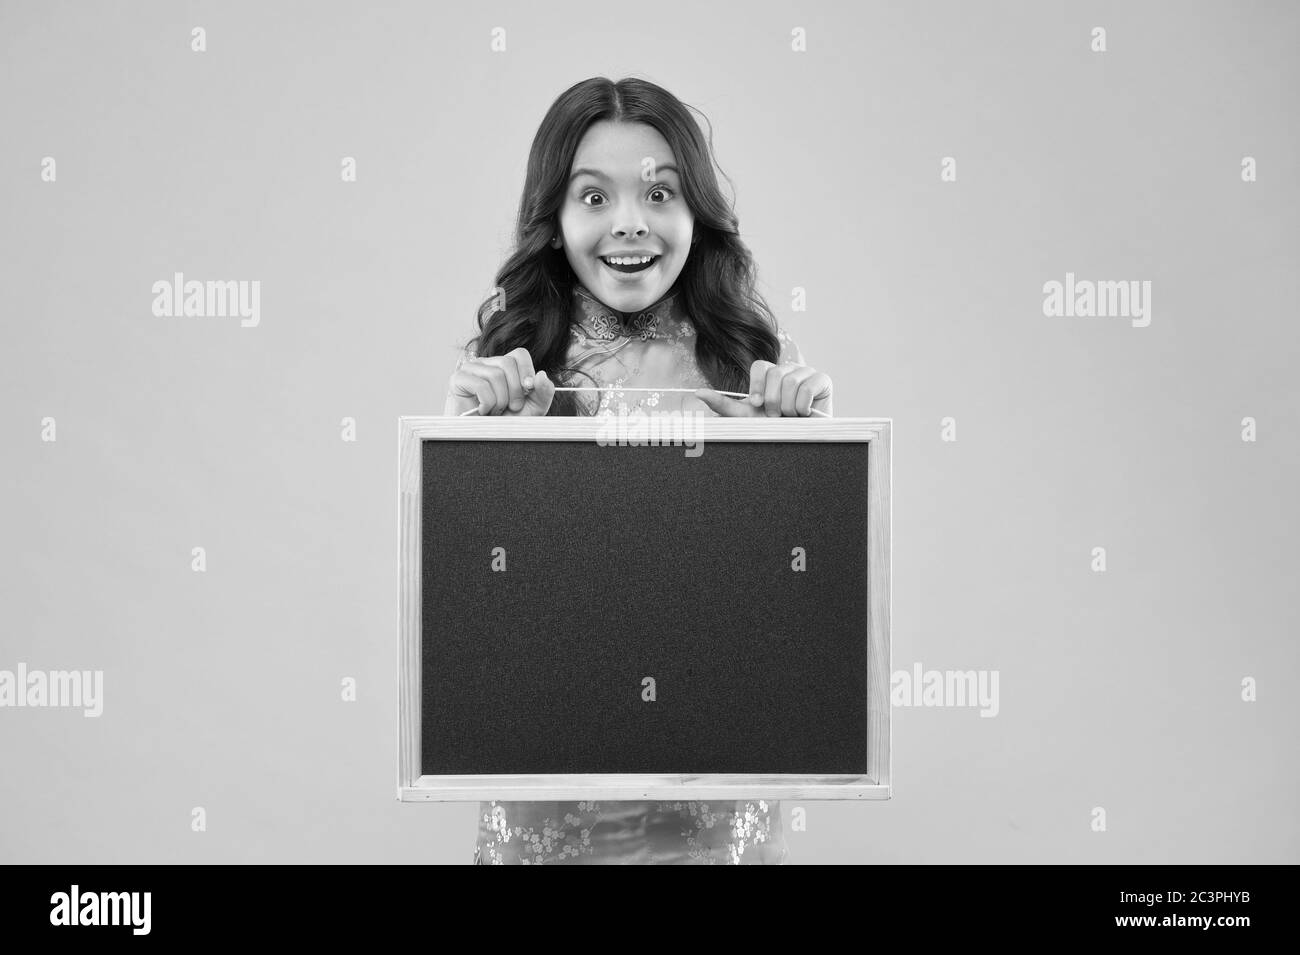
xmin=695 ymin=360 xmax=832 ymax=417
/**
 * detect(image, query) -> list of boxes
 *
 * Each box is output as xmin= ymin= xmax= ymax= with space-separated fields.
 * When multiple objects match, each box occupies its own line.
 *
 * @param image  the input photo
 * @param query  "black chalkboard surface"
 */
xmin=421 ymin=438 xmax=870 ymax=776
xmin=398 ymin=416 xmax=891 ymax=802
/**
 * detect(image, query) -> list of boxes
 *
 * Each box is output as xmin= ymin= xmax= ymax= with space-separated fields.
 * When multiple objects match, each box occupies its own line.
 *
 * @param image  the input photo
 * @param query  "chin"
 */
xmin=586 ymin=261 xmax=678 ymax=312
xmin=600 ymin=286 xmax=664 ymax=311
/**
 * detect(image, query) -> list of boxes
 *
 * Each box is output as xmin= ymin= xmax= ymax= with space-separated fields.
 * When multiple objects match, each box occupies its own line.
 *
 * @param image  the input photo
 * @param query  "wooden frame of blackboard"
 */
xmin=397 ymin=415 xmax=891 ymax=802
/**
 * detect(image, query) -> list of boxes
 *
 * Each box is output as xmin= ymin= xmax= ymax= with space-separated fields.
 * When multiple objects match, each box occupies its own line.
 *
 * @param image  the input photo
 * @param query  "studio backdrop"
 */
xmin=1 ymin=0 xmax=1296 ymax=863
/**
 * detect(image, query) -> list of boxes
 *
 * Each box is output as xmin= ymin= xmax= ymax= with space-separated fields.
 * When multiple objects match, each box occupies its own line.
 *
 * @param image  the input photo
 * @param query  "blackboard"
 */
xmin=398 ymin=417 xmax=890 ymax=801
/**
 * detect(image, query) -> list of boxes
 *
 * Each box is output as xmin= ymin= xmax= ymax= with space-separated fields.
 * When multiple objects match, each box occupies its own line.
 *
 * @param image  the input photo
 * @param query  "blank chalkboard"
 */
xmin=398 ymin=417 xmax=890 ymax=802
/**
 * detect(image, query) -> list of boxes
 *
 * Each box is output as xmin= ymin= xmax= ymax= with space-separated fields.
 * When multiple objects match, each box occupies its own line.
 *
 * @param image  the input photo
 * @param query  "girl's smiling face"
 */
xmin=558 ymin=120 xmax=694 ymax=313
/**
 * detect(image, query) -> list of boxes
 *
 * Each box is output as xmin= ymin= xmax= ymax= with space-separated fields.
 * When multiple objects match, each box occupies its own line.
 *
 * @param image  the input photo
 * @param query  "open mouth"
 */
xmin=600 ymin=254 xmax=660 ymax=274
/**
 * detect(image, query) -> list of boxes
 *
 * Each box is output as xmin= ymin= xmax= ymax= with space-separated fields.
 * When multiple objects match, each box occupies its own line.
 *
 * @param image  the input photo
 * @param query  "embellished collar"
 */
xmin=571 ymin=284 xmax=680 ymax=342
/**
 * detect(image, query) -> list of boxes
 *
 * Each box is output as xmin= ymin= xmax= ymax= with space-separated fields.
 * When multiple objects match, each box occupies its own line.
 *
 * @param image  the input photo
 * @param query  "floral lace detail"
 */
xmin=596 ymin=376 xmax=627 ymax=415
xmin=630 ymin=311 xmax=660 ymax=341
xmin=586 ymin=312 xmax=621 ymax=341
xmin=476 ymin=799 xmax=784 ymax=865
xmin=680 ymin=800 xmax=777 ymax=865
xmin=479 ymin=800 xmax=601 ymax=865
xmin=583 ymin=309 xmax=659 ymax=342
xmin=452 ymin=340 xmax=478 ymax=371
xmin=776 ymin=326 xmax=804 ymax=366
xmin=572 ymin=285 xmax=675 ymax=342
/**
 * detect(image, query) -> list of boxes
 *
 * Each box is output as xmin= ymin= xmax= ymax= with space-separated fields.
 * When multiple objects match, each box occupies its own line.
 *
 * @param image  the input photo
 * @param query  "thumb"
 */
xmin=694 ymin=388 xmax=757 ymax=417
xmin=522 ymin=369 xmax=555 ymax=414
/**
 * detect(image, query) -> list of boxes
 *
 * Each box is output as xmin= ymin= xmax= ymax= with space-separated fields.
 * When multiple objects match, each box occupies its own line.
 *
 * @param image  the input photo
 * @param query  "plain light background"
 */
xmin=1 ymin=0 xmax=1296 ymax=863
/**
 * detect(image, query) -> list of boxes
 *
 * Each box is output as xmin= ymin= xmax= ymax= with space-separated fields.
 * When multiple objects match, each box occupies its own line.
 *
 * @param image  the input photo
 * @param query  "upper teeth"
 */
xmin=605 ymin=255 xmax=654 ymax=265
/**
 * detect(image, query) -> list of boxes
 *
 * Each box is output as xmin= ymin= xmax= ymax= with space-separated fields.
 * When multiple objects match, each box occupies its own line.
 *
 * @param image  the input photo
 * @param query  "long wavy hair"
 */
xmin=463 ymin=76 xmax=781 ymax=416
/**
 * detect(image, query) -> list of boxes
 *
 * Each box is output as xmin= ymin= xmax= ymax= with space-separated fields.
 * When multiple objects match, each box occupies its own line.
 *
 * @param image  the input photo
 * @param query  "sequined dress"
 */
xmin=447 ymin=283 xmax=806 ymax=865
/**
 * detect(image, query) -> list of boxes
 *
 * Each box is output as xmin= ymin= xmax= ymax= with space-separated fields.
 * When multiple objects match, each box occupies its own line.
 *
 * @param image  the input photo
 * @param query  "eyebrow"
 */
xmin=569 ymin=163 xmax=680 ymax=184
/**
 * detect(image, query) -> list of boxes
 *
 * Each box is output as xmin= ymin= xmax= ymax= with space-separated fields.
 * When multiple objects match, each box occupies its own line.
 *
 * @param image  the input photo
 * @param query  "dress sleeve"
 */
xmin=444 ymin=337 xmax=479 ymax=415
xmin=454 ymin=338 xmax=478 ymax=371
xmin=776 ymin=326 xmax=805 ymax=366
xmin=776 ymin=325 xmax=831 ymax=416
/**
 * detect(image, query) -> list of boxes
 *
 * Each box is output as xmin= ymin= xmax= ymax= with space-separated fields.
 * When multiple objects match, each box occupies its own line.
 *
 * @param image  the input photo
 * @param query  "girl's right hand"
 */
xmin=446 ymin=347 xmax=556 ymax=416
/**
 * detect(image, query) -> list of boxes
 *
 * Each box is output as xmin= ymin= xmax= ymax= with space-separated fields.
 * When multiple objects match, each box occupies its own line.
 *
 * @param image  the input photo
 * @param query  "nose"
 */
xmin=612 ymin=214 xmax=649 ymax=241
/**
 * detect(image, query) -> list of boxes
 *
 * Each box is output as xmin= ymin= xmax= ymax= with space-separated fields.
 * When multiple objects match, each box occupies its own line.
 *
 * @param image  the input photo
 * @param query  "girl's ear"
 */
xmin=550 ymin=230 xmax=563 ymax=249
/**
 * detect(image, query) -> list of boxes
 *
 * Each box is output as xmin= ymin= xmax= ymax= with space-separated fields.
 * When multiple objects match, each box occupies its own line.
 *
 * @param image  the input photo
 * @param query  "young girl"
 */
xmin=445 ymin=76 xmax=832 ymax=864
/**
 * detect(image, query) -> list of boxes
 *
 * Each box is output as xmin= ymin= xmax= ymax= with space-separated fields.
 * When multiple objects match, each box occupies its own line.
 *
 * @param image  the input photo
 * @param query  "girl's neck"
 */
xmin=578 ymin=279 xmax=681 ymax=320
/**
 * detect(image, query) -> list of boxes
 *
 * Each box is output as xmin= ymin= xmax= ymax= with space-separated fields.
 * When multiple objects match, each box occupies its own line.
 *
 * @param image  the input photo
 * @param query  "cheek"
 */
xmin=562 ymin=246 xmax=585 ymax=275
xmin=558 ymin=206 xmax=589 ymax=246
xmin=664 ymin=212 xmax=695 ymax=252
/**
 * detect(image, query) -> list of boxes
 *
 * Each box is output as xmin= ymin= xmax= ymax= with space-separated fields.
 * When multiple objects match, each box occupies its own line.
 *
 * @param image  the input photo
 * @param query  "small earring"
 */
xmin=550 ymin=235 xmax=562 ymax=249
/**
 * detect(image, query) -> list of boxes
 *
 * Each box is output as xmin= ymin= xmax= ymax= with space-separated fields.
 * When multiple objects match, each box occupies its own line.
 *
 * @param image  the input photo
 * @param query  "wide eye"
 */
xmin=649 ymin=186 xmax=674 ymax=202
xmin=581 ymin=191 xmax=606 ymax=207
